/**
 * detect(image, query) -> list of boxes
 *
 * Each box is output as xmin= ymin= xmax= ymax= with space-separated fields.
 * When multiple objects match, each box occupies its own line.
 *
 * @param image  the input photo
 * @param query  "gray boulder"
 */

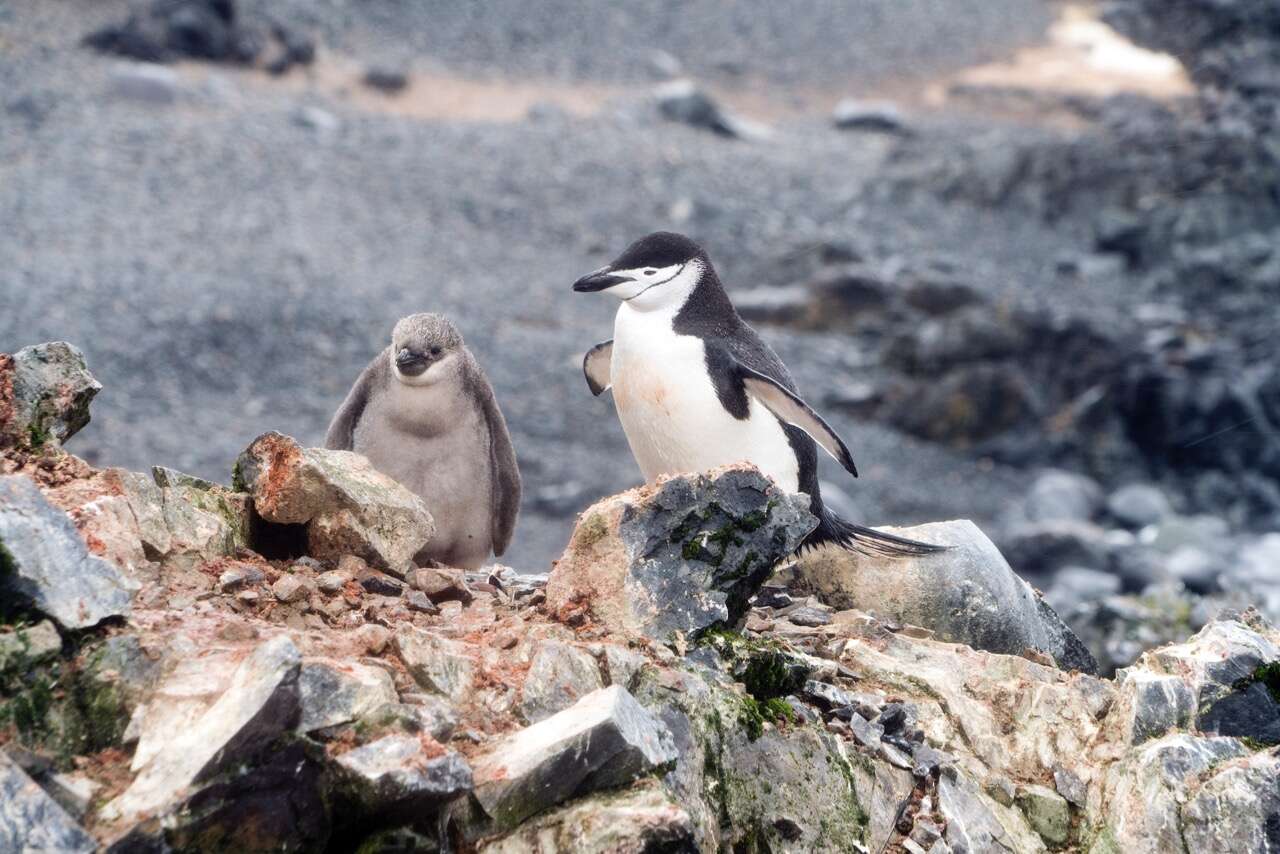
xmin=336 ymin=735 xmax=472 ymax=815
xmin=395 ymin=628 xmax=477 ymax=701
xmin=234 ymin=431 xmax=434 ymax=576
xmin=104 ymin=634 xmax=302 ymax=821
xmin=794 ymin=519 xmax=1098 ymax=672
xmin=1181 ymin=751 xmax=1280 ymax=854
xmin=518 ymin=641 xmax=605 ymax=724
xmin=0 ymin=341 xmax=101 ymax=448
xmin=546 ymin=466 xmax=815 ymax=643
xmin=471 ymin=685 xmax=677 ymax=829
xmin=832 ymin=98 xmax=911 ymax=134
xmin=0 ymin=753 xmax=96 ymax=854
xmin=1106 ymin=483 xmax=1172 ymax=528
xmin=1024 ymin=468 xmax=1103 ymax=523
xmin=0 ymin=475 xmax=134 ymax=629
xmin=298 ymin=658 xmax=398 ymax=733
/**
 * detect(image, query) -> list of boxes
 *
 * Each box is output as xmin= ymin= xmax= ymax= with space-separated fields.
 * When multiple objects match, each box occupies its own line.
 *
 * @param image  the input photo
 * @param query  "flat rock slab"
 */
xmin=298 ymin=658 xmax=399 ymax=733
xmin=105 ymin=634 xmax=301 ymax=821
xmin=472 ymin=685 xmax=677 ymax=829
xmin=234 ymin=431 xmax=434 ymax=576
xmin=479 ymin=784 xmax=695 ymax=853
xmin=336 ymin=734 xmax=472 ymax=815
xmin=795 ymin=519 xmax=1097 ymax=673
xmin=0 ymin=753 xmax=97 ymax=854
xmin=547 ymin=466 xmax=815 ymax=643
xmin=0 ymin=474 xmax=134 ymax=629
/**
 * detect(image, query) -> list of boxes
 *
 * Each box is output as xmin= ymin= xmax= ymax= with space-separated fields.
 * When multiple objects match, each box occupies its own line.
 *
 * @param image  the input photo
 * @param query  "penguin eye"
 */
xmin=430 ymin=347 xmax=442 ymax=356
xmin=644 ymin=269 xmax=657 ymax=276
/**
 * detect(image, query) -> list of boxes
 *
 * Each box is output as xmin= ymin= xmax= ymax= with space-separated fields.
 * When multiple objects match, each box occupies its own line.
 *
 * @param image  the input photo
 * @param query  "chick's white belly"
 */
xmin=612 ymin=350 xmax=800 ymax=493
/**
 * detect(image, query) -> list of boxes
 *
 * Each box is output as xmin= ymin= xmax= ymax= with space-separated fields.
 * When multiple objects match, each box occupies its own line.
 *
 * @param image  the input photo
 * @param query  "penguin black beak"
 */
xmin=573 ymin=270 xmax=632 ymax=293
xmin=395 ymin=348 xmax=429 ymax=376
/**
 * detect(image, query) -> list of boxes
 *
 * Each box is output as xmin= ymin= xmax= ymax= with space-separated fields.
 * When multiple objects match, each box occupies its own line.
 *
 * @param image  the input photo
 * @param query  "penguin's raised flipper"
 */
xmin=583 ymin=340 xmax=613 ymax=396
xmin=738 ymin=363 xmax=859 ymax=478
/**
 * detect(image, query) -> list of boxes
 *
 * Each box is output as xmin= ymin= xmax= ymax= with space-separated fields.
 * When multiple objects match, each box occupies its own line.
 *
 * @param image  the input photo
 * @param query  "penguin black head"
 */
xmin=390 ymin=313 xmax=463 ymax=383
xmin=573 ymin=231 xmax=711 ymax=312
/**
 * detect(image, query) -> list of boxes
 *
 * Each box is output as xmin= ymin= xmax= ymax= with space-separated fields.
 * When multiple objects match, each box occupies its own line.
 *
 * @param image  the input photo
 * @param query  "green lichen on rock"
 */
xmin=1249 ymin=662 xmax=1280 ymax=702
xmin=699 ymin=629 xmax=811 ymax=703
xmin=575 ymin=511 xmax=609 ymax=549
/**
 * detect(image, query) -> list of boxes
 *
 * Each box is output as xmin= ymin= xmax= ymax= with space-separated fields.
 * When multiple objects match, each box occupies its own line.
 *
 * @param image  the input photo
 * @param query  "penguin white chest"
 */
xmin=610 ymin=305 xmax=800 ymax=492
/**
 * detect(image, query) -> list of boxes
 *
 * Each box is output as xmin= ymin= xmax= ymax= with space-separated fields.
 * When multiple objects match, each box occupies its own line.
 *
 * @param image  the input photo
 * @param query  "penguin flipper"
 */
xmin=324 ymin=351 xmax=386 ymax=450
xmin=463 ymin=353 xmax=522 ymax=557
xmin=583 ymin=340 xmax=613 ymax=396
xmin=738 ymin=364 xmax=859 ymax=478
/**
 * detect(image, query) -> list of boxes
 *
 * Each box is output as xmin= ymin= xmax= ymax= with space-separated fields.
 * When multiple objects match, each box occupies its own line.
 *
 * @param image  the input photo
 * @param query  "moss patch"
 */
xmin=1251 ymin=662 xmax=1280 ymax=703
xmin=739 ymin=696 xmax=794 ymax=742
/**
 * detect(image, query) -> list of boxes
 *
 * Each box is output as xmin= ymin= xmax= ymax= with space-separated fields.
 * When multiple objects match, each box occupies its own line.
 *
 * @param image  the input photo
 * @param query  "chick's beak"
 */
xmin=395 ymin=348 xmax=429 ymax=375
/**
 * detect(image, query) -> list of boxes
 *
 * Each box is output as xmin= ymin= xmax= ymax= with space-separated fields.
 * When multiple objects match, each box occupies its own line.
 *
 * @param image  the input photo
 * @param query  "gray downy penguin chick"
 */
xmin=573 ymin=231 xmax=942 ymax=557
xmin=325 ymin=313 xmax=521 ymax=569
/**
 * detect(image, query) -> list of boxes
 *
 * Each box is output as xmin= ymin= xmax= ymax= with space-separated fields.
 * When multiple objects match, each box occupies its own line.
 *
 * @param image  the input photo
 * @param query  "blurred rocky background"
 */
xmin=2 ymin=0 xmax=1278 ymax=676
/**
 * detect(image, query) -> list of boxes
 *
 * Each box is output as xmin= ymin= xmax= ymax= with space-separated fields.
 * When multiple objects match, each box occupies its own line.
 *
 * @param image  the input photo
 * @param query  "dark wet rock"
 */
xmin=363 ymin=67 xmax=410 ymax=93
xmin=546 ymin=466 xmax=815 ymax=643
xmin=1199 ymin=681 xmax=1280 ymax=745
xmin=359 ymin=569 xmax=404 ymax=597
xmin=0 ymin=342 xmax=101 ymax=449
xmin=518 ymin=641 xmax=604 ymax=724
xmin=1109 ymin=669 xmax=1195 ymax=745
xmin=654 ymin=79 xmax=756 ymax=139
xmin=472 ymin=685 xmax=676 ymax=829
xmin=0 ymin=753 xmax=96 ymax=854
xmin=0 ymin=475 xmax=135 ymax=629
xmin=83 ymin=0 xmax=316 ymax=74
xmin=1001 ymin=519 xmax=1110 ymax=579
xmin=335 ymin=735 xmax=472 ymax=816
xmin=796 ymin=519 xmax=1098 ymax=672
xmin=234 ymin=431 xmax=435 ymax=576
xmin=832 ymin=99 xmax=911 ymax=134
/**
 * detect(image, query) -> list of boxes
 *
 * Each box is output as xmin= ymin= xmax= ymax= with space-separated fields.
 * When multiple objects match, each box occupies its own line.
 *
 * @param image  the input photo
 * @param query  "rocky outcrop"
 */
xmin=546 ymin=466 xmax=815 ymax=643
xmin=2 ymin=349 xmax=1278 ymax=852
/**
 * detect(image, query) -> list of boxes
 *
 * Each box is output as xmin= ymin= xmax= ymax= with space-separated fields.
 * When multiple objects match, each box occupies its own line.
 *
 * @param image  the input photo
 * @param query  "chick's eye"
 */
xmin=431 ymin=347 xmax=441 ymax=356
xmin=644 ymin=269 xmax=657 ymax=276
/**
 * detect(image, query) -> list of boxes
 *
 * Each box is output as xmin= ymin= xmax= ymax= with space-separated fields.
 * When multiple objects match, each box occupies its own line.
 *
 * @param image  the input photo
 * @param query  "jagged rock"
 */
xmin=104 ymin=634 xmax=301 ymax=821
xmin=518 ymin=641 xmax=604 ymax=724
xmin=410 ymin=565 xmax=472 ymax=603
xmin=938 ymin=769 xmax=1047 ymax=853
xmin=1016 ymin=784 xmax=1070 ymax=846
xmin=0 ymin=620 xmax=60 ymax=670
xmin=234 ymin=431 xmax=434 ymax=576
xmin=1109 ymin=669 xmax=1195 ymax=745
xmin=480 ymin=784 xmax=696 ymax=853
xmin=335 ymin=735 xmax=472 ymax=816
xmin=795 ymin=519 xmax=1097 ymax=672
xmin=1181 ymin=751 xmax=1280 ymax=853
xmin=1094 ymin=734 xmax=1250 ymax=854
xmin=0 ymin=342 xmax=101 ymax=448
xmin=0 ymin=753 xmax=96 ymax=854
xmin=471 ymin=685 xmax=677 ymax=829
xmin=395 ymin=628 xmax=476 ymax=701
xmin=546 ymin=466 xmax=815 ymax=643
xmin=0 ymin=475 xmax=135 ymax=628
xmin=298 ymin=658 xmax=398 ymax=733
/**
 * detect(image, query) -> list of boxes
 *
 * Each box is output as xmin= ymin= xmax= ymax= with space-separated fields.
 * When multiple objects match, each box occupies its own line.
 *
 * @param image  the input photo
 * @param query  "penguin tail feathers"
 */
xmin=801 ymin=508 xmax=947 ymax=558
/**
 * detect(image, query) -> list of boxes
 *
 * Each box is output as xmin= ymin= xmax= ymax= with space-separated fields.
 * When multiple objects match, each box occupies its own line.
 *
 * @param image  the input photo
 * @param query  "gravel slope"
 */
xmin=3 ymin=0 xmax=1073 ymax=569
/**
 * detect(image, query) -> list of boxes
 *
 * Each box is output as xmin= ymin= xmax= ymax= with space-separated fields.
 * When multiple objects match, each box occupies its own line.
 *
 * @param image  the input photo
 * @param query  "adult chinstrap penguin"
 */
xmin=572 ymin=231 xmax=940 ymax=557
